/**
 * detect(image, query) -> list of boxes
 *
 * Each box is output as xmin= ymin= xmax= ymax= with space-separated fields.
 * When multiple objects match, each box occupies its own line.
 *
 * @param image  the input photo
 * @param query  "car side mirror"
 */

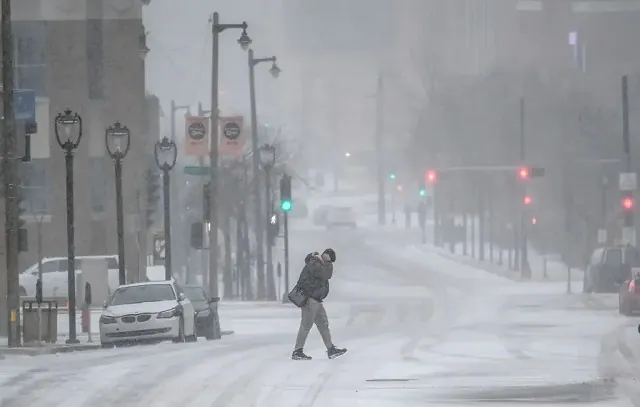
xmin=178 ymin=292 xmax=186 ymax=302
xmin=102 ymin=301 xmax=108 ymax=309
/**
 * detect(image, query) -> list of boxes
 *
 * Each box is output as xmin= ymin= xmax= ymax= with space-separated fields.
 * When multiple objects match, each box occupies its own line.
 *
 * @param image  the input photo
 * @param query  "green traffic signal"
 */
xmin=419 ymin=189 xmax=426 ymax=197
xmin=281 ymin=200 xmax=292 ymax=212
xmin=389 ymin=173 xmax=396 ymax=180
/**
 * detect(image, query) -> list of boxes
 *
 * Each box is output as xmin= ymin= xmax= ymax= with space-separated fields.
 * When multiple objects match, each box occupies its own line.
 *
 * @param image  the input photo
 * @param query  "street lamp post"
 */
xmin=209 ymin=12 xmax=251 ymax=300
xmin=105 ymin=122 xmax=131 ymax=285
xmin=154 ymin=137 xmax=178 ymax=281
xmin=259 ymin=144 xmax=277 ymax=300
xmin=54 ymin=109 xmax=83 ymax=344
xmin=248 ymin=49 xmax=280 ymax=299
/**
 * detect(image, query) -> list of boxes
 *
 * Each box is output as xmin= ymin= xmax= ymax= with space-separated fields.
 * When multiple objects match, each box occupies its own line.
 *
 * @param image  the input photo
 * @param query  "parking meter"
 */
xmin=35 ymin=279 xmax=42 ymax=304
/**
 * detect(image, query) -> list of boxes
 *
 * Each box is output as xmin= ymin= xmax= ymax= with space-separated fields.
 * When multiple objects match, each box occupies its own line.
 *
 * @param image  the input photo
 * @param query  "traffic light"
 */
xmin=518 ymin=167 xmax=529 ymax=180
xmin=623 ymin=196 xmax=634 ymax=210
xmin=145 ymin=166 xmax=161 ymax=228
xmin=518 ymin=166 xmax=545 ymax=180
xmin=203 ymin=182 xmax=211 ymax=222
xmin=531 ymin=217 xmax=537 ymax=225
xmin=268 ymin=212 xmax=279 ymax=246
xmin=426 ymin=169 xmax=437 ymax=184
xmin=280 ymin=174 xmax=292 ymax=212
xmin=389 ymin=173 xmax=396 ymax=180
xmin=523 ymin=195 xmax=532 ymax=205
xmin=419 ymin=188 xmax=426 ymax=197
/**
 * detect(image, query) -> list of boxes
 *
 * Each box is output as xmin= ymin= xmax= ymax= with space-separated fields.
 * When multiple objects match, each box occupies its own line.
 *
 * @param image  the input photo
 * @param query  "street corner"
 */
xmin=0 ymin=342 xmax=102 ymax=357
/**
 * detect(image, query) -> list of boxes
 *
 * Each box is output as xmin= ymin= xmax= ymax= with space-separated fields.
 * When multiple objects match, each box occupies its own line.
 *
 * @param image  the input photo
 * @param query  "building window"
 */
xmin=21 ymin=158 xmax=49 ymax=215
xmin=91 ymin=157 xmax=107 ymax=213
xmin=13 ymin=21 xmax=47 ymax=96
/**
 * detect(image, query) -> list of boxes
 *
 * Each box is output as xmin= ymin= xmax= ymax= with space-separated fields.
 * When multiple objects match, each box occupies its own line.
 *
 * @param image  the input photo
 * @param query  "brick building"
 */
xmin=0 ymin=0 xmax=157 ymax=287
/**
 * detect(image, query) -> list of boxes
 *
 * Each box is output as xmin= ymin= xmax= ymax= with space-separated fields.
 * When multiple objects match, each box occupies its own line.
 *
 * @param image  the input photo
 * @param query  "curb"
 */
xmin=0 ymin=343 xmax=101 ymax=356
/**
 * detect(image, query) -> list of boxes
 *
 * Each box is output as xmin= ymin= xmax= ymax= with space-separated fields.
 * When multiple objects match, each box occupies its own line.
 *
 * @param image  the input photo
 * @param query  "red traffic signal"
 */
xmin=531 ymin=217 xmax=537 ymax=225
xmin=623 ymin=197 xmax=634 ymax=210
xmin=518 ymin=167 xmax=529 ymax=180
xmin=523 ymin=195 xmax=532 ymax=205
xmin=426 ymin=170 xmax=437 ymax=184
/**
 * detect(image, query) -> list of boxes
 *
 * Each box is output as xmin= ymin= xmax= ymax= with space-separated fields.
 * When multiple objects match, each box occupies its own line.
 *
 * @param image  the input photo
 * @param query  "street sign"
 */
xmin=184 ymin=165 xmax=210 ymax=176
xmin=153 ymin=234 xmax=165 ymax=265
xmin=619 ymin=172 xmax=637 ymax=191
xmin=13 ymin=89 xmax=35 ymax=121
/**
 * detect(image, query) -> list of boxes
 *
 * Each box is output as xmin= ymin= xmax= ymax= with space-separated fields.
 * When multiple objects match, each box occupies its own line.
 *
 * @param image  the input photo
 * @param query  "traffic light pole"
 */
xmin=283 ymin=210 xmax=290 ymax=302
xmin=519 ymin=97 xmax=531 ymax=279
xmin=375 ymin=73 xmax=386 ymax=225
xmin=264 ymin=167 xmax=275 ymax=300
xmin=621 ymin=75 xmax=635 ymax=246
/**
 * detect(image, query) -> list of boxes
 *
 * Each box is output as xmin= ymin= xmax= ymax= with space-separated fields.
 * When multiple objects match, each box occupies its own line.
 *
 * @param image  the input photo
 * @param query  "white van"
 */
xmin=19 ymin=255 xmax=122 ymax=298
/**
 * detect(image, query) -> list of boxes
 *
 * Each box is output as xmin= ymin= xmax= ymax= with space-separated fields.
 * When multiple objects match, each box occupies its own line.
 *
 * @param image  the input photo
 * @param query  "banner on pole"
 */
xmin=219 ymin=116 xmax=245 ymax=157
xmin=184 ymin=116 xmax=209 ymax=156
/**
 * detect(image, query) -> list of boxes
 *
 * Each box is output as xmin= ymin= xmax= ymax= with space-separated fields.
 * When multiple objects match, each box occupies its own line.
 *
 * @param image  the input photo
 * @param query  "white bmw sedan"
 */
xmin=99 ymin=281 xmax=197 ymax=348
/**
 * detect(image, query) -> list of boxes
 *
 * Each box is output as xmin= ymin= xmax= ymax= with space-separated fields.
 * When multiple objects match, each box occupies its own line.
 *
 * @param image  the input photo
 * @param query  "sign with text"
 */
xmin=219 ymin=116 xmax=245 ymax=157
xmin=184 ymin=116 xmax=209 ymax=156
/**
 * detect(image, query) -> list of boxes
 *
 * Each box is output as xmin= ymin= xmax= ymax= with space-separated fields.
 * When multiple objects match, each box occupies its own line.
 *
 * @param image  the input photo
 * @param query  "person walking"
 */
xmin=291 ymin=248 xmax=346 ymax=360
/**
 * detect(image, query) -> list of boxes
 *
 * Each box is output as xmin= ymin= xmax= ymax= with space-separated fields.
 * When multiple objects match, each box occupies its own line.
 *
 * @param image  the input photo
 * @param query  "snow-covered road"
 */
xmin=1 ymin=225 xmax=640 ymax=406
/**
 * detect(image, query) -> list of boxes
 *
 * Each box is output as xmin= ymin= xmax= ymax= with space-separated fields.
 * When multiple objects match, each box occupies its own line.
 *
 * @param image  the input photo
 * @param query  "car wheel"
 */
xmin=19 ymin=286 xmax=27 ymax=296
xmin=172 ymin=316 xmax=186 ymax=343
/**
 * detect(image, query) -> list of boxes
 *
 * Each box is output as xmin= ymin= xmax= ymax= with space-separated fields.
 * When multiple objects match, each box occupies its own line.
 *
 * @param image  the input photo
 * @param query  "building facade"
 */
xmin=1 ymin=0 xmax=156 ymax=284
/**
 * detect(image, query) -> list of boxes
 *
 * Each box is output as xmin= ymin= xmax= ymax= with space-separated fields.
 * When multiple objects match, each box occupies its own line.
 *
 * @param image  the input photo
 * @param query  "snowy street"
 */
xmin=1 ymin=224 xmax=640 ymax=406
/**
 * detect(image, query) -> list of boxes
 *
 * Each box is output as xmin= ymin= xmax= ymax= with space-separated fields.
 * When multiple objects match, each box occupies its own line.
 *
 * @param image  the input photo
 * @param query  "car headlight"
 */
xmin=100 ymin=315 xmax=117 ymax=324
xmin=197 ymin=309 xmax=210 ymax=317
xmin=157 ymin=307 xmax=180 ymax=319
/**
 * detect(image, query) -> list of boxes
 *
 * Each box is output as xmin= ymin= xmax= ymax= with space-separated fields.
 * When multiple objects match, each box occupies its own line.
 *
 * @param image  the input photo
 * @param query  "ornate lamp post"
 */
xmin=54 ymin=108 xmax=83 ymax=344
xmin=248 ymin=50 xmax=281 ymax=300
xmin=154 ymin=137 xmax=177 ymax=280
xmin=105 ymin=122 xmax=131 ymax=285
xmin=259 ymin=144 xmax=276 ymax=300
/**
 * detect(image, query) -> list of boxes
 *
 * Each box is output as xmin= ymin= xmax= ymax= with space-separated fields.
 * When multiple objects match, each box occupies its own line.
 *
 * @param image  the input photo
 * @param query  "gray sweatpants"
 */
xmin=294 ymin=298 xmax=333 ymax=350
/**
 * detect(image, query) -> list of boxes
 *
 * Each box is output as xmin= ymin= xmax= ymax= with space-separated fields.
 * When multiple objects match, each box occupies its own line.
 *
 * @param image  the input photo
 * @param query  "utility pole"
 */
xmin=2 ymin=0 xmax=20 ymax=346
xmin=375 ymin=73 xmax=386 ymax=225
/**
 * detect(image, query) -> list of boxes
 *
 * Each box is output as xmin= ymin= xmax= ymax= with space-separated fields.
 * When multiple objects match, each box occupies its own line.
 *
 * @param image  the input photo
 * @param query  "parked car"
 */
xmin=19 ymin=255 xmax=123 ymax=298
xmin=312 ymin=205 xmax=333 ymax=226
xmin=584 ymin=245 xmax=640 ymax=293
xmin=99 ymin=280 xmax=197 ymax=348
xmin=182 ymin=284 xmax=220 ymax=340
xmin=326 ymin=206 xmax=357 ymax=229
xmin=619 ymin=268 xmax=640 ymax=315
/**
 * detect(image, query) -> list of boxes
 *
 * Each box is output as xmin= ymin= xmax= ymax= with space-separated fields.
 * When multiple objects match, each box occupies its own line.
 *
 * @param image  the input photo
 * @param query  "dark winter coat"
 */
xmin=296 ymin=255 xmax=333 ymax=302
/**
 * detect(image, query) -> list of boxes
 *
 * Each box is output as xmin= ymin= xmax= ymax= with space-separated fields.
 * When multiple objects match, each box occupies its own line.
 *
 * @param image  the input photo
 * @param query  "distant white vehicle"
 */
xmin=19 ymin=255 xmax=123 ymax=298
xmin=99 ymin=280 xmax=197 ymax=348
xmin=326 ymin=206 xmax=357 ymax=229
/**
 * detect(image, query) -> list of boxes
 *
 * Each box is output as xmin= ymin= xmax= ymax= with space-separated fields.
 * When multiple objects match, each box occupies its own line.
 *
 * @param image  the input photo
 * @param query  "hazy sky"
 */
xmin=143 ymin=0 xmax=287 ymax=136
